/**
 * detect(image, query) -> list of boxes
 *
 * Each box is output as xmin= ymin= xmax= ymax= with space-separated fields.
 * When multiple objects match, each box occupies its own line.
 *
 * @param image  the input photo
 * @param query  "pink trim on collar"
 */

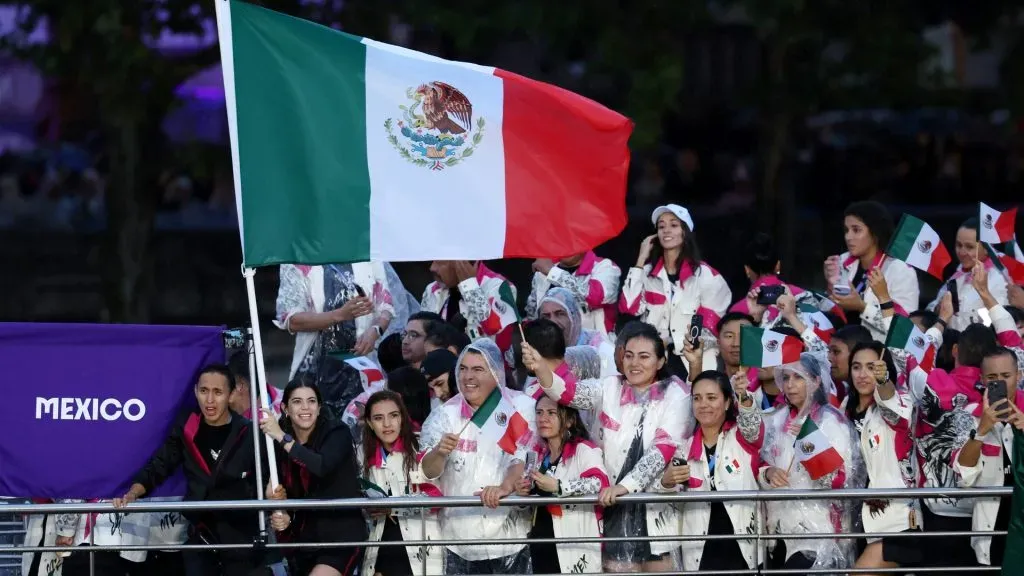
xmin=577 ymin=251 xmax=599 ymax=275
xmin=843 ymin=251 xmax=886 ymax=272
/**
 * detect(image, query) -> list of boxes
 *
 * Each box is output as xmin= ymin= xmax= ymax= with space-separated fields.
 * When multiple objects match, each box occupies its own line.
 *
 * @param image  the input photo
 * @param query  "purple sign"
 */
xmin=0 ymin=323 xmax=224 ymax=499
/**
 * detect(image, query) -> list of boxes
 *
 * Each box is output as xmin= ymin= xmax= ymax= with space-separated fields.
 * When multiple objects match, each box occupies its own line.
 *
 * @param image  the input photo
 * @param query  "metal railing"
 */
xmin=1 ymin=487 xmax=1011 ymax=575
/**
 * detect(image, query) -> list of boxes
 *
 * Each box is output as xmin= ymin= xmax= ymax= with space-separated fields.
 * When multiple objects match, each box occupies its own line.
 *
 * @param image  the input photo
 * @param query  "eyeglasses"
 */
xmin=401 ymin=330 xmax=424 ymax=341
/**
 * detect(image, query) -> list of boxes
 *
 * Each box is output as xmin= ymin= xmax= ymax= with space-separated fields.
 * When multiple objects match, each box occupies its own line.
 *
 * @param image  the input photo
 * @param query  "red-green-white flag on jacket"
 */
xmin=886 ymin=214 xmax=952 ymax=279
xmin=214 ymin=0 xmax=633 ymax=267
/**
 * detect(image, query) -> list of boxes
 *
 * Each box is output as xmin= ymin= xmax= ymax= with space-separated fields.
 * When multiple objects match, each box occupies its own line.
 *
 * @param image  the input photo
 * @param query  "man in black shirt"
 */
xmin=114 ymin=364 xmax=270 ymax=576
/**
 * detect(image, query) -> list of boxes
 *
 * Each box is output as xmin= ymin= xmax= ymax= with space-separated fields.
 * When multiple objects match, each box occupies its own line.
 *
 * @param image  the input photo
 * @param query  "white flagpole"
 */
xmin=246 ymin=327 xmax=268 ymax=535
xmin=215 ymin=0 xmax=279 ymax=490
xmin=243 ymin=267 xmax=280 ymax=489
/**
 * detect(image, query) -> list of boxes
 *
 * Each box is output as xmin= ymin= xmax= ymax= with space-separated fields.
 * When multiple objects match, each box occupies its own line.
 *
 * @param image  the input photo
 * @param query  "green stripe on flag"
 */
xmin=498 ymin=282 xmax=521 ymax=322
xmin=231 ymin=1 xmax=372 ymax=266
xmin=738 ymin=325 xmax=764 ymax=366
xmin=470 ymin=387 xmax=502 ymax=428
xmin=884 ymin=316 xmax=916 ymax=349
xmin=886 ymin=214 xmax=926 ymax=262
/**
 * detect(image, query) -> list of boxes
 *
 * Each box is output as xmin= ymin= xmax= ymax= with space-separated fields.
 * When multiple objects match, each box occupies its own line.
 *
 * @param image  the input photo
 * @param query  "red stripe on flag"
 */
xmin=497 ymin=410 xmax=530 ymax=454
xmin=780 ymin=335 xmax=803 ymax=364
xmin=802 ymin=446 xmax=844 ymax=480
xmin=493 ymin=69 xmax=633 ymax=259
xmin=927 ymin=241 xmax=953 ymax=279
xmin=997 ymin=253 xmax=1024 ymax=285
xmin=995 ymin=207 xmax=1018 ymax=243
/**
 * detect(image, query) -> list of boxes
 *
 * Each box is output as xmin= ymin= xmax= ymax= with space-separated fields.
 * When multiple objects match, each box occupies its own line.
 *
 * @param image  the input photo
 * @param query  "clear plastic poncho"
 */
xmin=419 ymin=338 xmax=536 ymax=564
xmin=761 ymin=352 xmax=866 ymax=570
xmin=540 ymin=287 xmax=597 ymax=347
xmin=563 ymin=345 xmax=602 ymax=380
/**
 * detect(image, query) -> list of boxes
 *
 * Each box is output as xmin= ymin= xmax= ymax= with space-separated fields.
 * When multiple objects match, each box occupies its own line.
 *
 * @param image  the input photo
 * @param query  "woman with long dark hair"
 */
xmin=847 ymin=342 xmax=925 ymax=573
xmin=259 ymin=378 xmax=367 ymax=576
xmin=523 ymin=321 xmax=692 ymax=573
xmin=660 ymin=370 xmax=764 ymax=572
xmin=927 ymin=216 xmax=1009 ymax=330
xmin=360 ymin=390 xmax=442 ymax=576
xmin=518 ymin=396 xmax=607 ymax=575
xmin=620 ymin=204 xmax=731 ymax=378
xmin=824 ymin=201 xmax=919 ymax=341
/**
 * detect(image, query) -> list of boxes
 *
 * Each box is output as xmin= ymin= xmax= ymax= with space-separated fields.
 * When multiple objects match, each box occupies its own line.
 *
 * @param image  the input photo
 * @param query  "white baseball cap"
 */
xmin=651 ymin=204 xmax=694 ymax=231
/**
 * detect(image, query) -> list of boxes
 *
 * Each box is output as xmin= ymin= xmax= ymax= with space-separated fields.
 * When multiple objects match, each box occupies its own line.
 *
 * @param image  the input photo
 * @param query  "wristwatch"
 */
xmin=372 ymin=325 xmax=383 ymax=337
xmin=969 ymin=429 xmax=977 ymax=441
xmin=280 ymin=433 xmax=294 ymax=445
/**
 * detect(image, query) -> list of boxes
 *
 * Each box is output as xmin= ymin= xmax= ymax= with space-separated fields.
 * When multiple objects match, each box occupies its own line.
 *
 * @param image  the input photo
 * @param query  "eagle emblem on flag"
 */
xmin=983 ymin=214 xmax=994 ymax=229
xmin=495 ymin=412 xmax=508 ymax=426
xmin=800 ymin=441 xmax=815 ymax=455
xmin=917 ymin=239 xmax=933 ymax=253
xmin=765 ymin=339 xmax=779 ymax=353
xmin=384 ymin=81 xmax=486 ymax=171
xmin=911 ymin=335 xmax=926 ymax=348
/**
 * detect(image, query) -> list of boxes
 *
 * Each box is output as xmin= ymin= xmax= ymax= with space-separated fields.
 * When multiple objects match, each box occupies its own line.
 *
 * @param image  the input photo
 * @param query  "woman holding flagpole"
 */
xmin=824 ymin=201 xmax=919 ymax=342
xmin=360 ymin=390 xmax=443 ymax=576
xmin=522 ymin=322 xmax=692 ymax=573
xmin=260 ymin=378 xmax=367 ymax=576
xmin=759 ymin=352 xmax=864 ymax=571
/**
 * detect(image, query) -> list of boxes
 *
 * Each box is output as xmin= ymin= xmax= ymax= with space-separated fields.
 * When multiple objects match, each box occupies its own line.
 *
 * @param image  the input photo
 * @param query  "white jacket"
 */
xmin=533 ymin=439 xmax=608 ymax=574
xmin=927 ymin=261 xmax=1009 ymax=331
xmin=22 ymin=512 xmax=63 ymax=576
xmin=672 ymin=404 xmax=765 ymax=571
xmin=420 ymin=263 xmax=518 ymax=355
xmin=362 ymin=449 xmax=443 ymax=576
xmin=837 ymin=252 xmax=919 ymax=342
xmin=953 ymin=397 xmax=1021 ymax=566
xmin=859 ymin=389 xmax=920 ymax=538
xmin=54 ymin=500 xmax=150 ymax=563
xmin=541 ymin=371 xmax=693 ymax=556
xmin=619 ymin=259 xmax=731 ymax=361
xmin=525 ymin=251 xmax=621 ymax=337
xmin=418 ymin=389 xmax=537 ymax=562
xmin=275 ymin=262 xmax=395 ymax=379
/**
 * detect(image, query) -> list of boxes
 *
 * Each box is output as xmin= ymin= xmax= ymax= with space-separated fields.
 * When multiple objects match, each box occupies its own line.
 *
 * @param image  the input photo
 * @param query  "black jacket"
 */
xmin=277 ymin=419 xmax=367 ymax=545
xmin=133 ymin=410 xmax=265 ymax=541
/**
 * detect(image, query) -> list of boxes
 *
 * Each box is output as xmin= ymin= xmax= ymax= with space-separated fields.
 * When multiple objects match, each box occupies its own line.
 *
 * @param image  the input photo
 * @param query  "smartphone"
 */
xmin=987 ymin=380 xmax=1009 ymax=414
xmin=523 ymin=452 xmax=537 ymax=477
xmin=221 ymin=328 xmax=246 ymax=349
xmin=832 ymin=284 xmax=851 ymax=297
xmin=757 ymin=285 xmax=785 ymax=306
xmin=688 ymin=313 xmax=703 ymax=348
xmin=946 ymin=279 xmax=960 ymax=315
xmin=671 ymin=457 xmax=687 ymax=467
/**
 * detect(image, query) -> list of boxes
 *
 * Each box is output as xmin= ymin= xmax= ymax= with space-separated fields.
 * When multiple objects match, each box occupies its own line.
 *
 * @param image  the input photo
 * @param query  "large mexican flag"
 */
xmin=215 ymin=0 xmax=633 ymax=266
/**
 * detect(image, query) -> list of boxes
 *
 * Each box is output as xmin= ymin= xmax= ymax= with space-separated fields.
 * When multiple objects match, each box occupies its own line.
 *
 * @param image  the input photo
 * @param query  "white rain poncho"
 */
xmin=418 ymin=339 xmax=538 ymax=564
xmin=540 ymin=288 xmax=617 ymax=376
xmin=761 ymin=352 xmax=866 ymax=570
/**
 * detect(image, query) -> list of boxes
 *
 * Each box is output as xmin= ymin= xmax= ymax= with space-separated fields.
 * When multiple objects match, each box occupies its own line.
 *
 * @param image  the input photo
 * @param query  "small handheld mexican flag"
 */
xmin=345 ymin=356 xmax=386 ymax=388
xmin=798 ymin=303 xmax=835 ymax=343
xmin=984 ymin=240 xmax=1024 ymax=286
xmin=884 ymin=315 xmax=936 ymax=373
xmin=793 ymin=418 xmax=844 ymax=480
xmin=739 ymin=325 xmax=803 ymax=368
xmin=466 ymin=387 xmax=530 ymax=454
xmin=359 ymin=477 xmax=388 ymax=499
xmin=979 ymin=202 xmax=1018 ymax=245
xmin=480 ymin=282 xmax=521 ymax=336
xmin=887 ymin=214 xmax=952 ymax=279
